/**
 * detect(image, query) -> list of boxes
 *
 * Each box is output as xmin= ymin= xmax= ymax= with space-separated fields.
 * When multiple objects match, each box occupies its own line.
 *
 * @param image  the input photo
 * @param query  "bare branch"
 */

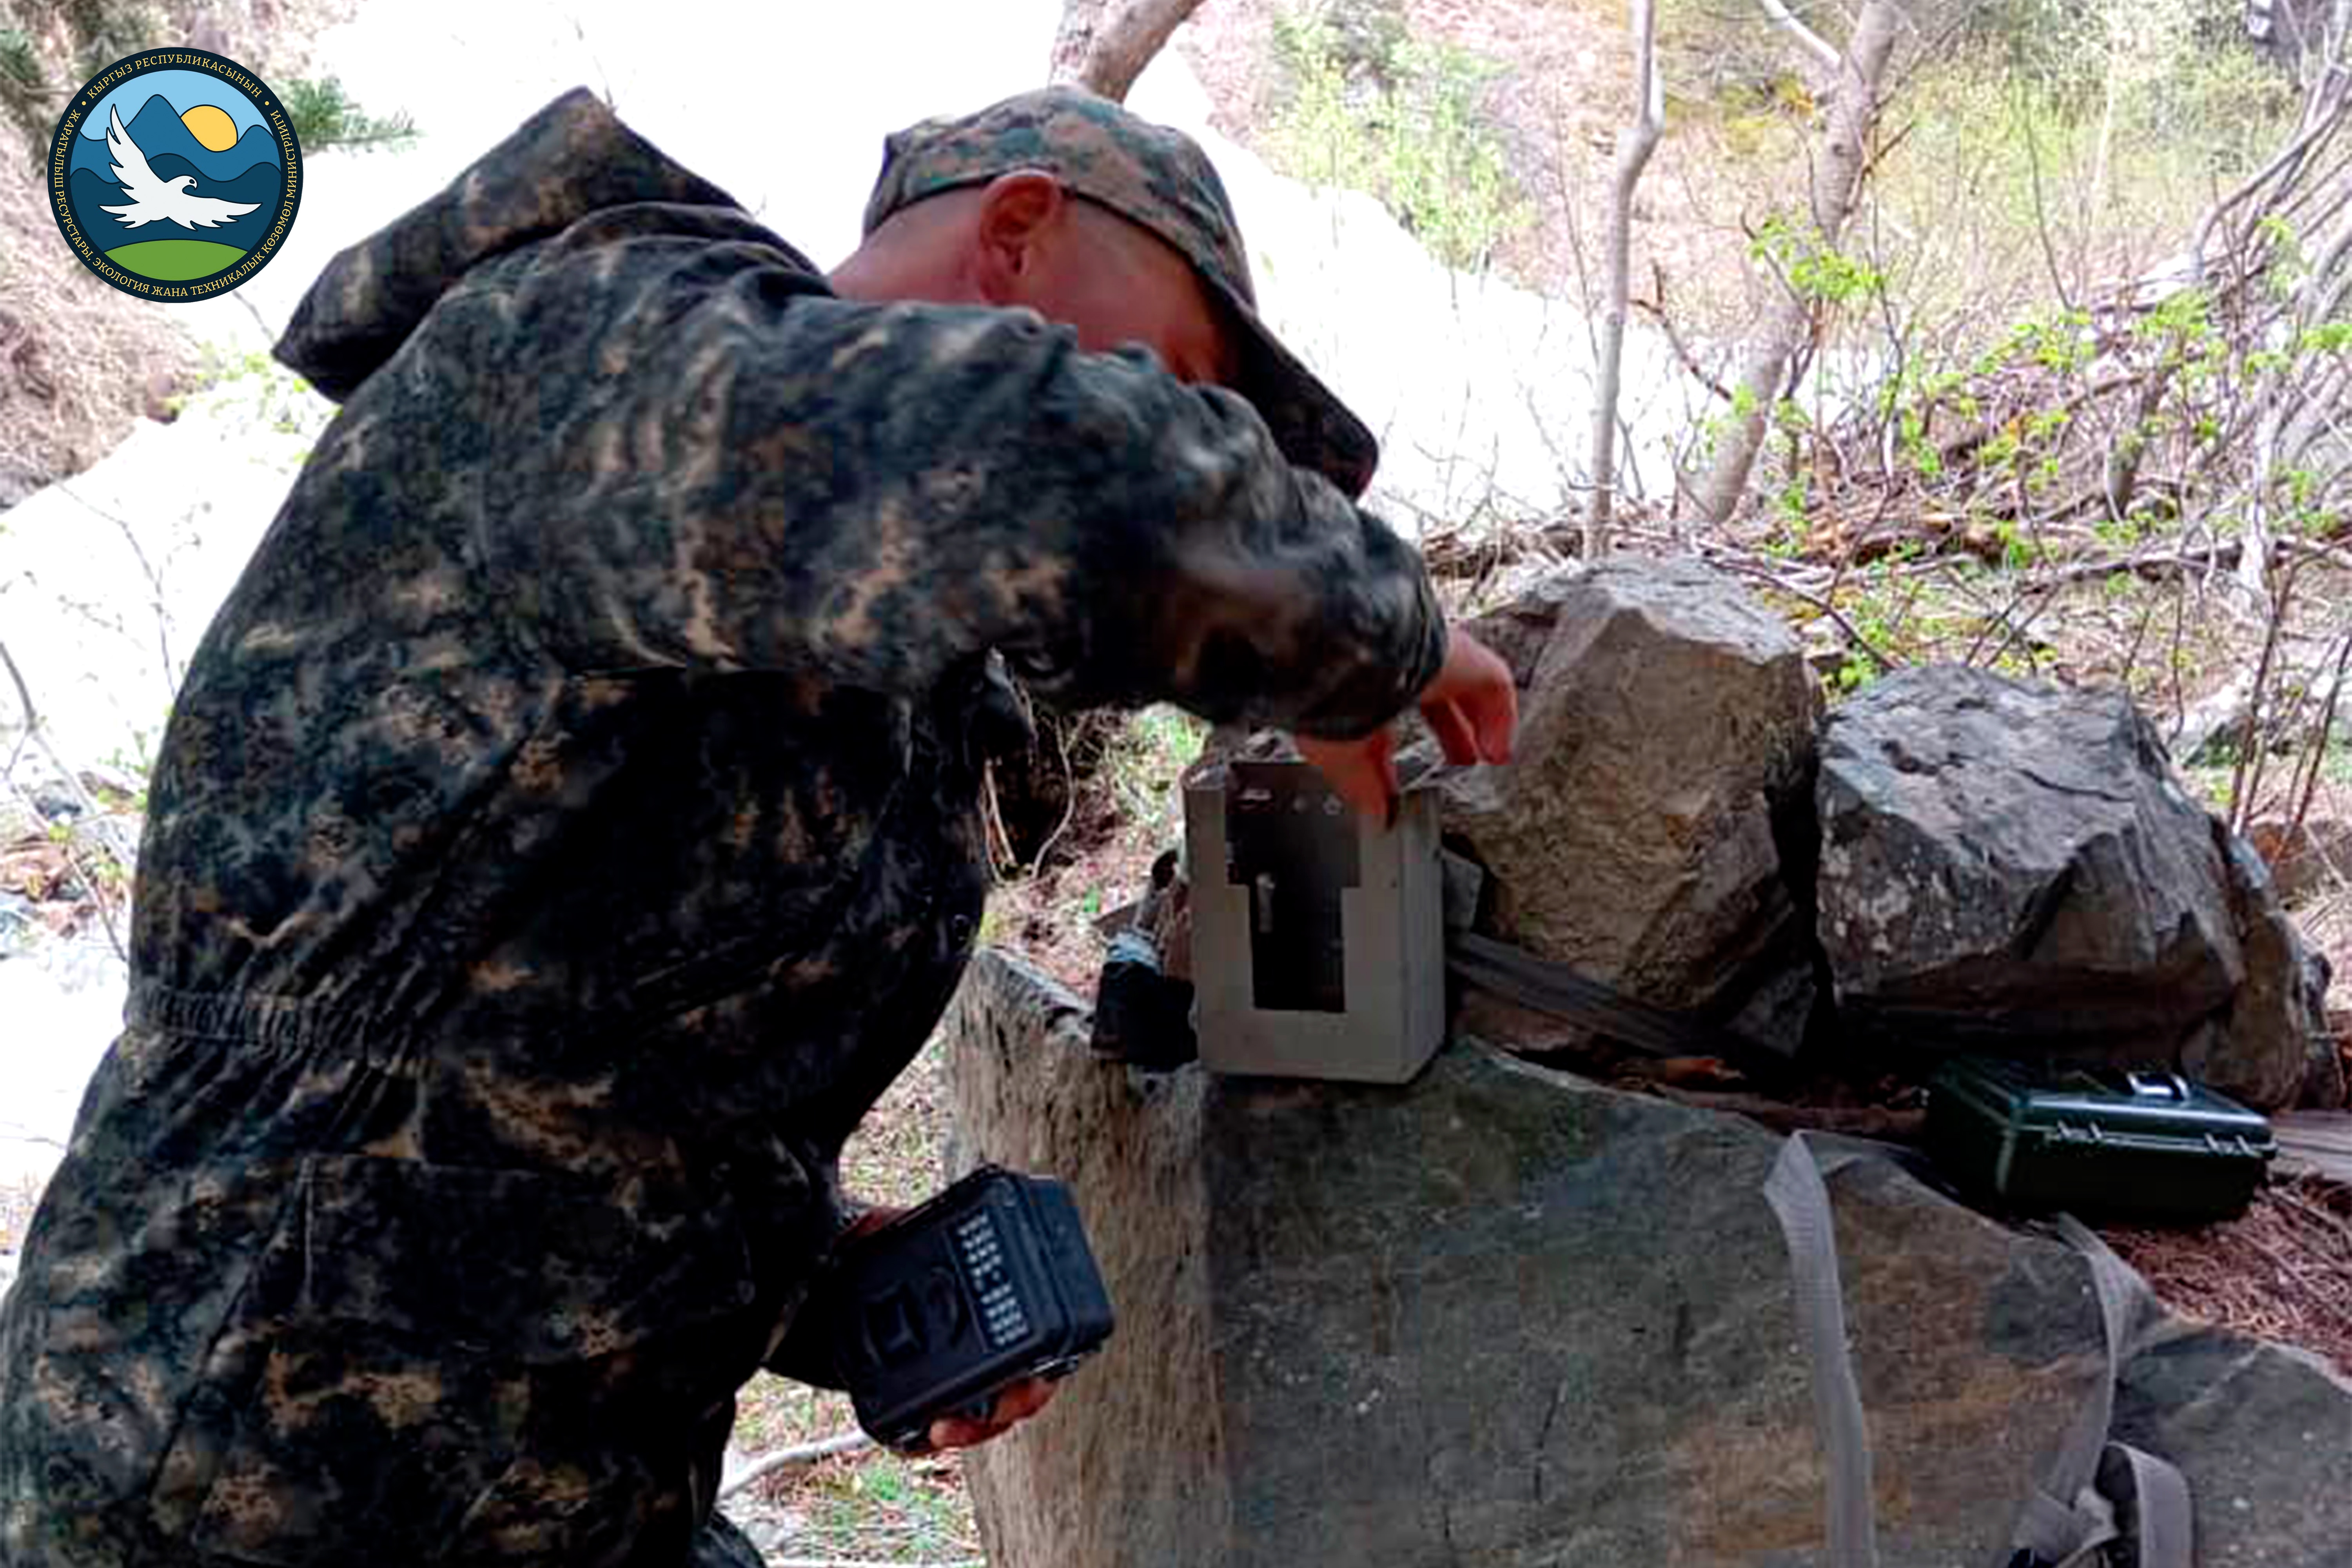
xmin=1690 ymin=0 xmax=1903 ymax=525
xmin=717 ymin=1430 xmax=873 ymax=1500
xmin=1709 ymin=557 xmax=1908 ymax=675
xmin=1588 ymin=0 xmax=1664 ymax=558
xmin=1755 ymin=0 xmax=1843 ymax=78
xmin=2189 ymin=80 xmax=2352 ymax=281
xmin=1027 ymin=711 xmax=1080 ymax=873
xmin=2016 ymin=75 xmax=2077 ymax=314
xmin=1633 ymin=265 xmax=1735 ymax=405
xmin=1049 ymin=0 xmax=1111 ymax=88
xmin=1047 ymin=0 xmax=1206 ymax=104
xmin=2287 ymin=630 xmax=2352 ymax=842
xmin=2227 ymin=560 xmax=2303 ymax=833
xmin=55 ymin=481 xmax=179 ymax=697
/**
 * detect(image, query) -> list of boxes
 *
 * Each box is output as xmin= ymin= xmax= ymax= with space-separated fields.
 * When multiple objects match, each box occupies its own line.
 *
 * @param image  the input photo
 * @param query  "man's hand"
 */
xmin=1295 ymin=626 xmax=1517 ymax=822
xmin=841 ymin=1205 xmax=1061 ymax=1453
xmin=923 ymin=1376 xmax=1058 ymax=1452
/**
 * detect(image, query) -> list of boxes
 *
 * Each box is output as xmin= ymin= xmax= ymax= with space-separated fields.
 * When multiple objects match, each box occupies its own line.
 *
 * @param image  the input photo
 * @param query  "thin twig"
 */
xmin=2287 ymin=629 xmax=2352 ymax=843
xmin=978 ymin=765 xmax=1016 ymax=880
xmin=717 ymin=1429 xmax=874 ymax=1499
xmin=2016 ymin=74 xmax=2075 ymax=316
xmin=2242 ymin=1231 xmax=2352 ymax=1334
xmin=2229 ymin=559 xmax=2303 ymax=833
xmin=1027 ymin=716 xmax=1080 ymax=875
xmin=1633 ymin=263 xmax=1733 ymax=405
xmin=2273 ymin=1186 xmax=2352 ymax=1250
xmin=1967 ymin=565 xmax=2069 ymax=673
xmin=1711 ymin=557 xmax=1906 ymax=673
xmin=53 ymin=480 xmax=178 ymax=695
xmin=1 ymin=636 xmax=40 ymax=780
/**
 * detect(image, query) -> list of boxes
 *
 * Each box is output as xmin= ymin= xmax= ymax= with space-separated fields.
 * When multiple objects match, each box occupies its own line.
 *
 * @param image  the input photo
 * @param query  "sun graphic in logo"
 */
xmin=180 ymin=101 xmax=239 ymax=152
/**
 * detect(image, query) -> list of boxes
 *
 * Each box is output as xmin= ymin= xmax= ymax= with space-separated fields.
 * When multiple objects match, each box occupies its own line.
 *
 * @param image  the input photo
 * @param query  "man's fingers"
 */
xmin=924 ymin=1378 xmax=1058 ymax=1451
xmin=925 ymin=1416 xmax=986 ymax=1450
xmin=994 ymin=1377 xmax=1057 ymax=1423
xmin=1296 ymin=732 xmax=1398 ymax=823
xmin=1423 ymin=699 xmax=1480 ymax=765
xmin=1478 ymin=678 xmax=1518 ymax=764
xmin=1419 ymin=629 xmax=1517 ymax=767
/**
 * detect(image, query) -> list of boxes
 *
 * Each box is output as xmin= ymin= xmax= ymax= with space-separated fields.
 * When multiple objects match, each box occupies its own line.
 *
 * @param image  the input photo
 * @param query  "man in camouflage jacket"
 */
xmin=0 ymin=85 xmax=1514 ymax=1567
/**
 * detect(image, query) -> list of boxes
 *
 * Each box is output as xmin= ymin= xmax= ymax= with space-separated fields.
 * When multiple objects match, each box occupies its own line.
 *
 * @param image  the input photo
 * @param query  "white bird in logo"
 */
xmin=97 ymin=105 xmax=260 ymax=230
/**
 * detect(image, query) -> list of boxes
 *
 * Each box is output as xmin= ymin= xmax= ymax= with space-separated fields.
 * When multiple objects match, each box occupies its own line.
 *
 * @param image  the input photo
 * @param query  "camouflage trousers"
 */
xmin=0 ymin=1016 xmax=829 ymax=1568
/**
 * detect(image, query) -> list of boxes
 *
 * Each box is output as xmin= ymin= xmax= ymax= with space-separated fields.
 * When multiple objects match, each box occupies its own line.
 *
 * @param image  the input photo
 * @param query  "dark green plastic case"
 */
xmin=1925 ymin=1057 xmax=2276 ymax=1222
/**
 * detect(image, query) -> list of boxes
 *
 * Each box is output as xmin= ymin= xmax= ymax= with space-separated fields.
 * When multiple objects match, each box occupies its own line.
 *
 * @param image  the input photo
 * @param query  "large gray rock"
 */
xmin=943 ymin=950 xmax=2352 ymax=1568
xmin=1816 ymin=666 xmax=2338 ymax=1109
xmin=1404 ymin=557 xmax=1824 ymax=1054
xmin=2115 ymin=1325 xmax=2352 ymax=1563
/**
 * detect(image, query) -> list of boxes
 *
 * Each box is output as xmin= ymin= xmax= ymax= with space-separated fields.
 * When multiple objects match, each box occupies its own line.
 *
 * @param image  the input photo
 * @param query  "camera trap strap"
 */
xmin=1445 ymin=931 xmax=1796 ymax=1082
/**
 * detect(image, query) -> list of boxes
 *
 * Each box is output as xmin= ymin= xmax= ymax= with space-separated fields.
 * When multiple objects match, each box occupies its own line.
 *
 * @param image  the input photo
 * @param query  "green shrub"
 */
xmin=1265 ymin=2 xmax=1528 ymax=272
xmin=278 ymin=75 xmax=417 ymax=155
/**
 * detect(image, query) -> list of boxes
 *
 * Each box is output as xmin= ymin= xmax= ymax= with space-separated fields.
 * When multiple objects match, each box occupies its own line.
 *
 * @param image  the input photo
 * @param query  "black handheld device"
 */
xmin=821 ymin=1165 xmax=1115 ymax=1451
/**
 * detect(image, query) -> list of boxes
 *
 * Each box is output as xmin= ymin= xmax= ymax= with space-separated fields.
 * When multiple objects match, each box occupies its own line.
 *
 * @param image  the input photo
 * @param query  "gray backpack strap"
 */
xmin=1764 ymin=1133 xmax=1880 ymax=1568
xmin=2009 ymin=1215 xmax=2194 ymax=1568
xmin=1763 ymin=1136 xmax=2193 ymax=1568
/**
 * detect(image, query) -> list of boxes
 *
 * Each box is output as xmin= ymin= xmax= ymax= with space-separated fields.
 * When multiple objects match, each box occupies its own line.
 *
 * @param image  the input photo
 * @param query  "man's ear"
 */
xmin=971 ymin=171 xmax=1066 ymax=304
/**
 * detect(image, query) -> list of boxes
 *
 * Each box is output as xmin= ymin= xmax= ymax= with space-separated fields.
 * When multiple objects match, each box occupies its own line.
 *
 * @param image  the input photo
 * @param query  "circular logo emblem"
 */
xmin=47 ymin=48 xmax=303 ymax=301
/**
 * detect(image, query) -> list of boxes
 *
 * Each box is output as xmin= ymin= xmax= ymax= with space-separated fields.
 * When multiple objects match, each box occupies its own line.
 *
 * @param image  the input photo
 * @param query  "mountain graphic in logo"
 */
xmin=93 ymin=103 xmax=264 ymax=230
xmin=49 ymin=50 xmax=303 ymax=300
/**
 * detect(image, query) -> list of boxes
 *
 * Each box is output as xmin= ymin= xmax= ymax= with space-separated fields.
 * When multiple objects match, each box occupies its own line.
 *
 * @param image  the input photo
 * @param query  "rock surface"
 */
xmin=2114 ymin=1325 xmax=2352 ymax=1563
xmin=1815 ymin=666 xmax=2337 ymax=1109
xmin=942 ymin=955 xmax=1227 ymax=1568
xmin=944 ymin=949 xmax=2352 ymax=1568
xmin=1403 ymin=558 xmax=1824 ymax=1054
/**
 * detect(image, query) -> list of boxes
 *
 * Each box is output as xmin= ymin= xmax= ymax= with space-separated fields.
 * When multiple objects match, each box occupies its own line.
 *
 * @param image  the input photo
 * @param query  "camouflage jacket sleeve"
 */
xmin=456 ymin=222 xmax=1448 ymax=740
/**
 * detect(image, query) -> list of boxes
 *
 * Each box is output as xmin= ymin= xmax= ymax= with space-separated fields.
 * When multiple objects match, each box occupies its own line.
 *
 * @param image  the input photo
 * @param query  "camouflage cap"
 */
xmin=863 ymin=85 xmax=1379 ymax=499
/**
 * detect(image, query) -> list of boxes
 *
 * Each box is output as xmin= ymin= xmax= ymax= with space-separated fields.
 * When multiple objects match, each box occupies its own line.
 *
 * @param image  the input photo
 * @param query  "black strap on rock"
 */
xmin=1446 ymin=930 xmax=1795 ymax=1082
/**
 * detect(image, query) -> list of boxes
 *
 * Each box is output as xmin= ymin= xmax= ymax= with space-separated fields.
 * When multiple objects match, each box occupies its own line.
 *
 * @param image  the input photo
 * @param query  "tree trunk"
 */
xmin=1587 ymin=0 xmax=1663 ymax=558
xmin=1049 ymin=0 xmax=1208 ymax=104
xmin=1688 ymin=0 xmax=1902 ymax=527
